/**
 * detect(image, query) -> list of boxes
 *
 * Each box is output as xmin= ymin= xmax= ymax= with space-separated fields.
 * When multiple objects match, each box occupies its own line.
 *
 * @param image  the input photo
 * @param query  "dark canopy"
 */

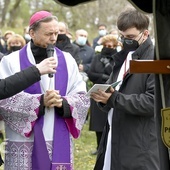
xmin=54 ymin=0 xmax=153 ymax=13
xmin=54 ymin=0 xmax=95 ymax=6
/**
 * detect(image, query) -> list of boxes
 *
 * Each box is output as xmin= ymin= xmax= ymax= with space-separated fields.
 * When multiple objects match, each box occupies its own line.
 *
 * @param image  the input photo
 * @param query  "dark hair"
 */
xmin=117 ymin=9 xmax=149 ymax=32
xmin=29 ymin=16 xmax=58 ymax=31
xmin=98 ymin=24 xmax=107 ymax=29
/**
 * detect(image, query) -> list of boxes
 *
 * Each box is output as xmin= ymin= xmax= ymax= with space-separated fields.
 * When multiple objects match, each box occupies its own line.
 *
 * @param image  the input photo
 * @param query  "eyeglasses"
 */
xmin=118 ymin=31 xmax=143 ymax=45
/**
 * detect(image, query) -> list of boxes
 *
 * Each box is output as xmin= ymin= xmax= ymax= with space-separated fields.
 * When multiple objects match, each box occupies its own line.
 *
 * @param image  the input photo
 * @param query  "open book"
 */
xmin=86 ymin=80 xmax=121 ymax=97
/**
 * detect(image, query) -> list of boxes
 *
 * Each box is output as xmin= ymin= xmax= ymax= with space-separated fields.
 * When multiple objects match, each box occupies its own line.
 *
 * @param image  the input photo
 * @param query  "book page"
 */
xmin=86 ymin=84 xmax=110 ymax=97
xmin=86 ymin=81 xmax=121 ymax=97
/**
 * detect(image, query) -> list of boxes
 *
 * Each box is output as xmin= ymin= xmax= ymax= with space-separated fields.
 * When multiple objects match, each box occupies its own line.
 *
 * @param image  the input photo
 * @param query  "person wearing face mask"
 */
xmin=92 ymin=24 xmax=107 ymax=49
xmin=73 ymin=29 xmax=95 ymax=75
xmin=23 ymin=26 xmax=31 ymax=43
xmin=90 ymin=8 xmax=161 ymax=170
xmin=5 ymin=34 xmax=26 ymax=55
xmin=55 ymin=21 xmax=81 ymax=65
xmin=3 ymin=30 xmax=15 ymax=54
xmin=88 ymin=34 xmax=121 ymax=155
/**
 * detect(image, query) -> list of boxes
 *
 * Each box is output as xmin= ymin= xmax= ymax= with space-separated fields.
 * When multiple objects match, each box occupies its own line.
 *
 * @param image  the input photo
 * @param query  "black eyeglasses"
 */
xmin=118 ymin=31 xmax=143 ymax=45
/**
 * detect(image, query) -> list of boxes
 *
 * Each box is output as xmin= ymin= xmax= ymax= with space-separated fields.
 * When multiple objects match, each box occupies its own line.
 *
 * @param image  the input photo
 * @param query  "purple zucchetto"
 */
xmin=29 ymin=11 xmax=52 ymax=27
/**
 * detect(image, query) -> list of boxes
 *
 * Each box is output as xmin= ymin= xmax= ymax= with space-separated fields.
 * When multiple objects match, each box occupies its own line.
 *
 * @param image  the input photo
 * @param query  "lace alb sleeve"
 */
xmin=0 ymin=92 xmax=41 ymax=137
xmin=64 ymin=93 xmax=90 ymax=138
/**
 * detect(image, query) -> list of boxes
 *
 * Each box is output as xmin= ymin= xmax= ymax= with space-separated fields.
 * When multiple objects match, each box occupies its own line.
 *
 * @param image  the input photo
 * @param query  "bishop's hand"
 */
xmin=44 ymin=90 xmax=63 ymax=108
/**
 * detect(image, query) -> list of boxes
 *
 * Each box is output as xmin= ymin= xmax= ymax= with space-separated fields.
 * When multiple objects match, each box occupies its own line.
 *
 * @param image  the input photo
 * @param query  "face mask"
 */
xmin=56 ymin=34 xmax=69 ymax=50
xmin=77 ymin=36 xmax=87 ymax=46
xmin=11 ymin=46 xmax=22 ymax=51
xmin=57 ymin=34 xmax=68 ymax=41
xmin=122 ymin=38 xmax=139 ymax=52
xmin=24 ymin=34 xmax=31 ymax=41
xmin=98 ymin=30 xmax=107 ymax=36
xmin=102 ymin=47 xmax=117 ymax=56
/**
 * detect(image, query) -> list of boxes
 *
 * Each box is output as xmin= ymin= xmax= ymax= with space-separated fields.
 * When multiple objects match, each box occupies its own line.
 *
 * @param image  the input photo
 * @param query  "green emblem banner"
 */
xmin=161 ymin=108 xmax=170 ymax=148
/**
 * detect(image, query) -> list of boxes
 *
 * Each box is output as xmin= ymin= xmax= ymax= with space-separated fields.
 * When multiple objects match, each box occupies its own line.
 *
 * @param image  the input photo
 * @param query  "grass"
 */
xmin=74 ymin=121 xmax=97 ymax=170
xmin=0 ymin=120 xmax=97 ymax=170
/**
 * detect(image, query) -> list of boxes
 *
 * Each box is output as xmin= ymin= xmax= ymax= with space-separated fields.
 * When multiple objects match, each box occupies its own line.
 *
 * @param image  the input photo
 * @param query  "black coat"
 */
xmin=73 ymin=41 xmax=95 ymax=74
xmin=0 ymin=52 xmax=3 ymax=61
xmin=88 ymin=50 xmax=116 ymax=132
xmin=92 ymin=36 xmax=101 ymax=49
xmin=94 ymin=37 xmax=161 ymax=170
xmin=0 ymin=66 xmax=41 ymax=100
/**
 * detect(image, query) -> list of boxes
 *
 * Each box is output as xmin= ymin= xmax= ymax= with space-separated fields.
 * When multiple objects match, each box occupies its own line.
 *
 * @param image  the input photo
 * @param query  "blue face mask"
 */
xmin=77 ymin=36 xmax=87 ymax=46
xmin=99 ymin=30 xmax=107 ymax=36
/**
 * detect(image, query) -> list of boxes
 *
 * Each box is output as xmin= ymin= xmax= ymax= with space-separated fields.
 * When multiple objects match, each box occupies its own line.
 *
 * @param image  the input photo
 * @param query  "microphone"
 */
xmin=46 ymin=44 xmax=55 ymax=78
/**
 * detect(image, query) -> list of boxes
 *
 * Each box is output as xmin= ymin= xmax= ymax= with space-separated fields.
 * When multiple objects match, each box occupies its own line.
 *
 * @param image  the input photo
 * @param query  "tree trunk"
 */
xmin=8 ymin=0 xmax=22 ymax=27
xmin=1 ymin=0 xmax=11 ymax=27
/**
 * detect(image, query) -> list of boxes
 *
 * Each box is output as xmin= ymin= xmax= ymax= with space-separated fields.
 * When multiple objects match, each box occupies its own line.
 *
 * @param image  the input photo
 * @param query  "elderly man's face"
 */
xmin=58 ymin=23 xmax=67 ymax=34
xmin=30 ymin=19 xmax=59 ymax=48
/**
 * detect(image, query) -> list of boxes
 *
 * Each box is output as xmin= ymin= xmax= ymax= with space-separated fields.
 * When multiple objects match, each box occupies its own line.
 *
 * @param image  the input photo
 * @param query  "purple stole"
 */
xmin=19 ymin=45 xmax=72 ymax=170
